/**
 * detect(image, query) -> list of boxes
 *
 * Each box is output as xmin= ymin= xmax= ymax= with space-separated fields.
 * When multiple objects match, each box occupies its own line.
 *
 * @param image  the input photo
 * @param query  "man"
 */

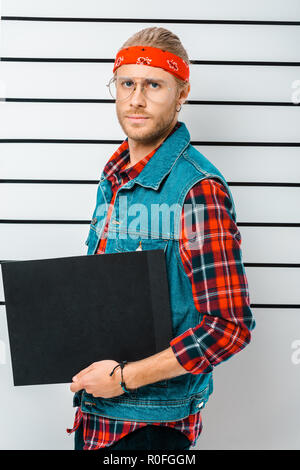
xmin=68 ymin=27 xmax=255 ymax=450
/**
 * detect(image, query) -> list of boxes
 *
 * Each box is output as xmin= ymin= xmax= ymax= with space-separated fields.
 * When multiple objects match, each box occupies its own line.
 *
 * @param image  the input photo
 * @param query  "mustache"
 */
xmin=125 ymin=112 xmax=151 ymax=117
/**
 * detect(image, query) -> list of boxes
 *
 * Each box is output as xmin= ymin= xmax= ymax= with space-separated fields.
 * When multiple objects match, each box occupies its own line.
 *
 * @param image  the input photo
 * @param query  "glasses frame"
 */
xmin=106 ymin=76 xmax=174 ymax=102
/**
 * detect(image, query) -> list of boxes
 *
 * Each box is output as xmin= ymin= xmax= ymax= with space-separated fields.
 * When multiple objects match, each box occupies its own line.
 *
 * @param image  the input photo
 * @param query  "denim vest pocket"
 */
xmin=116 ymin=236 xmax=169 ymax=254
xmin=85 ymin=224 xmax=99 ymax=253
xmin=85 ymin=232 xmax=91 ymax=246
xmin=190 ymin=384 xmax=210 ymax=412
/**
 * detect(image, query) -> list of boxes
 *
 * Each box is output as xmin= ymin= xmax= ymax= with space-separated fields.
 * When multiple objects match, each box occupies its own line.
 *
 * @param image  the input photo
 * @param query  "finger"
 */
xmin=70 ymin=380 xmax=83 ymax=393
xmin=72 ymin=363 xmax=94 ymax=382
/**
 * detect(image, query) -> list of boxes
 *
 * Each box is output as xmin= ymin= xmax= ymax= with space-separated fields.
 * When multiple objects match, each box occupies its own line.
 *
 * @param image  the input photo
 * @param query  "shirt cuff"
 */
xmin=170 ymin=327 xmax=213 ymax=375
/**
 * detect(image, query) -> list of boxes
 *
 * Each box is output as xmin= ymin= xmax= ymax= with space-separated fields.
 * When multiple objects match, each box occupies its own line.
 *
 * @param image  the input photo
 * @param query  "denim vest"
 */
xmin=74 ymin=121 xmax=238 ymax=422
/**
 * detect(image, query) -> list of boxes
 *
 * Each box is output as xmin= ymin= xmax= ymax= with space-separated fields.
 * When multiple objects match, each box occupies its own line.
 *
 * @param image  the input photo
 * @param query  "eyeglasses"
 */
xmin=106 ymin=76 xmax=173 ymax=103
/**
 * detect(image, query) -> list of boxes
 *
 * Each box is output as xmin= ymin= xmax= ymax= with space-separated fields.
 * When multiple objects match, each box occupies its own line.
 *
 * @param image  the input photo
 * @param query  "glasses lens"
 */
xmin=109 ymin=77 xmax=171 ymax=102
xmin=108 ymin=78 xmax=118 ymax=100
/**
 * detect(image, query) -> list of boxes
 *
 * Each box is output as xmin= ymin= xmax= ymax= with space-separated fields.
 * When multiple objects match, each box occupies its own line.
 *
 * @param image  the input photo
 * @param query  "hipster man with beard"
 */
xmin=68 ymin=27 xmax=255 ymax=451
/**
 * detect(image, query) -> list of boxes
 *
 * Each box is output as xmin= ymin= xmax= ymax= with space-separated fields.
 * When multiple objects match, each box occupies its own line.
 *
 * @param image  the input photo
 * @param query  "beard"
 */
xmin=116 ymin=103 xmax=178 ymax=145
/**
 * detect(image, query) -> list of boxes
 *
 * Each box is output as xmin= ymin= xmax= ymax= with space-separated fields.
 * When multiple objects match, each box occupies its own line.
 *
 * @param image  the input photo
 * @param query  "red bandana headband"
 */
xmin=112 ymin=45 xmax=190 ymax=82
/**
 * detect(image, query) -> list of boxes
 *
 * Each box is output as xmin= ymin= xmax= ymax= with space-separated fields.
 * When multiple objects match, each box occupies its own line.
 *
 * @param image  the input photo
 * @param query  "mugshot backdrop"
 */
xmin=0 ymin=0 xmax=300 ymax=450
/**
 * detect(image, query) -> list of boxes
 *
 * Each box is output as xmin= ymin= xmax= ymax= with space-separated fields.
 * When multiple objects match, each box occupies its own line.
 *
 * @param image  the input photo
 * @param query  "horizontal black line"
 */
xmin=1 ymin=179 xmax=299 ymax=187
xmin=0 ymin=179 xmax=99 ymax=184
xmin=3 ymin=98 xmax=112 ymax=103
xmin=0 ymin=139 xmax=300 ymax=147
xmin=0 ymin=138 xmax=123 ymax=144
xmin=1 ymin=301 xmax=299 ymax=308
xmin=250 ymin=304 xmax=300 ymax=308
xmin=187 ymin=100 xmax=300 ymax=106
xmin=229 ymin=182 xmax=300 ymax=187
xmin=193 ymin=142 xmax=300 ymax=147
xmin=0 ymin=220 xmax=299 ymax=227
xmin=2 ymin=98 xmax=299 ymax=106
xmin=1 ymin=57 xmax=300 ymax=66
xmin=237 ymin=222 xmax=300 ymax=227
xmin=244 ymin=263 xmax=300 ymax=268
xmin=2 ymin=16 xmax=300 ymax=25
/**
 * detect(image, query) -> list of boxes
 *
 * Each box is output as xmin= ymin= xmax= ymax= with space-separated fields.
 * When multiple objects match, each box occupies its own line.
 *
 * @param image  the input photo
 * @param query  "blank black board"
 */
xmin=1 ymin=250 xmax=173 ymax=386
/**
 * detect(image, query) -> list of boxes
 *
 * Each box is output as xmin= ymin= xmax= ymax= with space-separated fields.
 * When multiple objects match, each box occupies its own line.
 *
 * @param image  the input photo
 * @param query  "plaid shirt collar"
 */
xmin=102 ymin=121 xmax=182 ymax=190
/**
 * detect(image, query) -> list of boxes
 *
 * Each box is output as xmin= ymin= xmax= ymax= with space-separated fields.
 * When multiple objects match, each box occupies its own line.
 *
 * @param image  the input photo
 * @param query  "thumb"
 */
xmin=70 ymin=379 xmax=83 ymax=393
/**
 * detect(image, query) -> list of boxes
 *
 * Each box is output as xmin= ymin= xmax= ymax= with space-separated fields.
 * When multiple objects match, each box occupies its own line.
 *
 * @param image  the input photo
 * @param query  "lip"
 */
xmin=127 ymin=116 xmax=149 ymax=121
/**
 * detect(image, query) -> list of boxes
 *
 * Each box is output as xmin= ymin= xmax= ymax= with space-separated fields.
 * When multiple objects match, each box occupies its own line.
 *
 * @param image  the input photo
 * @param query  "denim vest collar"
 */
xmin=99 ymin=121 xmax=191 ymax=191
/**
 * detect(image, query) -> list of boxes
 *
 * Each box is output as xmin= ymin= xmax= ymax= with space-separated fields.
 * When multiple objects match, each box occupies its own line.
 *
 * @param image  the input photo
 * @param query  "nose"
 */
xmin=129 ymin=82 xmax=147 ymax=107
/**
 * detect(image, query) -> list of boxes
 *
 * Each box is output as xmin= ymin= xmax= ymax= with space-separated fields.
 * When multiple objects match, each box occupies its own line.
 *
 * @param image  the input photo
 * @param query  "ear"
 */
xmin=178 ymin=82 xmax=190 ymax=106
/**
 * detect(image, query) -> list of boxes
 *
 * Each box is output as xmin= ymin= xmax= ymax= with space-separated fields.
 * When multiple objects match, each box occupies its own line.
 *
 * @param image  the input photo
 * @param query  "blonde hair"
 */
xmin=114 ymin=27 xmax=190 ymax=94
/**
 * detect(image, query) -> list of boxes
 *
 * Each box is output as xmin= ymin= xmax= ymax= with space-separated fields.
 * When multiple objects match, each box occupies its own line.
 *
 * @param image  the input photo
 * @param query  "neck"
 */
xmin=127 ymin=119 xmax=178 ymax=167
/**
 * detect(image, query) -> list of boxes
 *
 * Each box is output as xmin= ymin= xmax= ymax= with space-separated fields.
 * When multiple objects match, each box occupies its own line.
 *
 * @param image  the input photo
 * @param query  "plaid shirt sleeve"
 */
xmin=170 ymin=178 xmax=256 ymax=375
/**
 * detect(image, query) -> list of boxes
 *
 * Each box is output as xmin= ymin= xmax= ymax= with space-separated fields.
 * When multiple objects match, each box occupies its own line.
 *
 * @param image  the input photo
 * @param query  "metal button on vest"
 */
xmin=91 ymin=217 xmax=97 ymax=225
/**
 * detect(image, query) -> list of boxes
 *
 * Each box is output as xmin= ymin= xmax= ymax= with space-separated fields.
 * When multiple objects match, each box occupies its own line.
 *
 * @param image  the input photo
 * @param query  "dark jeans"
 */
xmin=74 ymin=420 xmax=191 ymax=451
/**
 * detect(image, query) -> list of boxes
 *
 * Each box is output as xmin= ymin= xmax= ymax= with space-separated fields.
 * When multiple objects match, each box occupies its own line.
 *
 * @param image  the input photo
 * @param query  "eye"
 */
xmin=121 ymin=80 xmax=134 ymax=88
xmin=148 ymin=81 xmax=160 ymax=89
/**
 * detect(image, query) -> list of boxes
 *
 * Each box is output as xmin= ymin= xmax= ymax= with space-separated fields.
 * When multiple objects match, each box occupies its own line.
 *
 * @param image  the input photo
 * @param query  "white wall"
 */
xmin=0 ymin=0 xmax=300 ymax=450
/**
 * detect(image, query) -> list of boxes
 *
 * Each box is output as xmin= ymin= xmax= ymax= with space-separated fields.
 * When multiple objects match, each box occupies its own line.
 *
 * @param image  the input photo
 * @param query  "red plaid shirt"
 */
xmin=67 ymin=122 xmax=255 ymax=449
